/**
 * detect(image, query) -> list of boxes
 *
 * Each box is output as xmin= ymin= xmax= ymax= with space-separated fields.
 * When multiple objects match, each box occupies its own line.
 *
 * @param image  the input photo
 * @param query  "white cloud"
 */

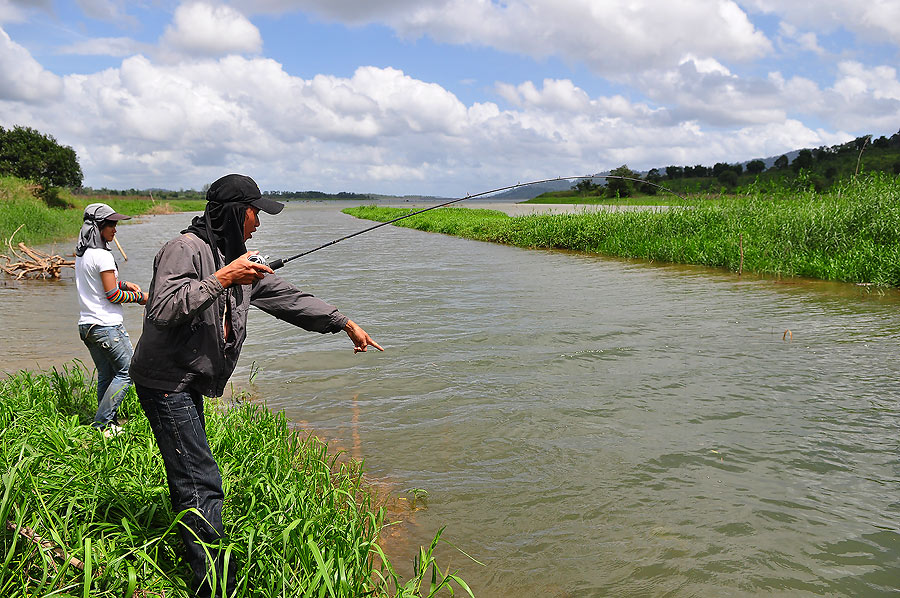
xmin=632 ymin=59 xmax=794 ymax=127
xmin=823 ymin=61 xmax=900 ymax=131
xmin=833 ymin=61 xmax=900 ymax=101
xmin=160 ymin=2 xmax=262 ymax=58
xmin=59 ymin=36 xmax=147 ymax=57
xmin=0 ymin=12 xmax=894 ymax=195
xmin=235 ymin=0 xmax=773 ymax=75
xmin=0 ymin=46 xmax=885 ymax=194
xmin=0 ymin=27 xmax=62 ymax=101
xmin=0 ymin=0 xmax=37 ymax=23
xmin=744 ymin=0 xmax=900 ymax=43
xmin=777 ymin=22 xmax=825 ymax=56
xmin=75 ymin=0 xmax=135 ymax=25
xmin=497 ymin=79 xmax=591 ymax=113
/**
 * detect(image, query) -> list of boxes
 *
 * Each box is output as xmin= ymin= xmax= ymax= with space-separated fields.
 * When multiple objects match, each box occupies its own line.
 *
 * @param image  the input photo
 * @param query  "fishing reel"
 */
xmin=247 ymin=253 xmax=268 ymax=266
xmin=247 ymin=253 xmax=284 ymax=270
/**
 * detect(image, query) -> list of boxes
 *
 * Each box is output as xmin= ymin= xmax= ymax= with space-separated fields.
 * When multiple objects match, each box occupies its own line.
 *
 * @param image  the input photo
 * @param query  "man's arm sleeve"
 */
xmin=144 ymin=240 xmax=225 ymax=327
xmin=250 ymin=274 xmax=348 ymax=333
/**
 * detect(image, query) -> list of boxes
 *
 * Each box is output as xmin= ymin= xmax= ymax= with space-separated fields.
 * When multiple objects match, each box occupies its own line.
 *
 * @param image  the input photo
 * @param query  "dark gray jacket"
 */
xmin=130 ymin=233 xmax=348 ymax=397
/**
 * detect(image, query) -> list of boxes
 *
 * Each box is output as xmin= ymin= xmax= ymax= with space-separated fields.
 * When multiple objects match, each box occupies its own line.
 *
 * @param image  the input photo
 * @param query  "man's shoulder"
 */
xmin=158 ymin=233 xmax=206 ymax=255
xmin=154 ymin=233 xmax=212 ymax=273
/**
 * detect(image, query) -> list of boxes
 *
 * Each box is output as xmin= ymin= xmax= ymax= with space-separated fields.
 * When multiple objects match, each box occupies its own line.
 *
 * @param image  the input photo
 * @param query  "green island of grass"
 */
xmin=0 ymin=366 xmax=472 ymax=597
xmin=344 ymin=174 xmax=900 ymax=287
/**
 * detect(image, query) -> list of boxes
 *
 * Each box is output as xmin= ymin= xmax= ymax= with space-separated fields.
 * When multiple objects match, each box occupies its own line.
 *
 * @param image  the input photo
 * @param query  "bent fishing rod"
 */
xmin=251 ymin=175 xmax=687 ymax=270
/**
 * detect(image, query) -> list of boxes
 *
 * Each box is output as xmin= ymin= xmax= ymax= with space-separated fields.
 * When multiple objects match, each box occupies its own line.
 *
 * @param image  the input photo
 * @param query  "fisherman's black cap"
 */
xmin=207 ymin=174 xmax=284 ymax=215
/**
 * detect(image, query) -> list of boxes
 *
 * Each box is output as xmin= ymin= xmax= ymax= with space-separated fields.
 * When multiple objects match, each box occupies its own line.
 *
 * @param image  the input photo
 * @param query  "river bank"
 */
xmin=344 ymin=173 xmax=900 ymax=287
xmin=0 ymin=198 xmax=472 ymax=597
xmin=0 ymin=364 xmax=470 ymax=597
xmin=0 ymin=175 xmax=205 ymax=246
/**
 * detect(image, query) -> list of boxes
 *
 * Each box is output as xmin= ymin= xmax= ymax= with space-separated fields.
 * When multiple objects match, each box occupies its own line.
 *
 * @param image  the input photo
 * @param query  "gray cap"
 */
xmin=83 ymin=203 xmax=131 ymax=223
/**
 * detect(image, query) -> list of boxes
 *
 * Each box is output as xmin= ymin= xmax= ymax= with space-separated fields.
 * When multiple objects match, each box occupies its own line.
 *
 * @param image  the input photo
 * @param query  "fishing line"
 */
xmin=250 ymin=175 xmax=687 ymax=270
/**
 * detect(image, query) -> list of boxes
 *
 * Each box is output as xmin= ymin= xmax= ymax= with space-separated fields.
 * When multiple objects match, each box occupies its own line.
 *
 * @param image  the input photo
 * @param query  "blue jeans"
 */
xmin=135 ymin=384 xmax=236 ymax=597
xmin=78 ymin=323 xmax=134 ymax=429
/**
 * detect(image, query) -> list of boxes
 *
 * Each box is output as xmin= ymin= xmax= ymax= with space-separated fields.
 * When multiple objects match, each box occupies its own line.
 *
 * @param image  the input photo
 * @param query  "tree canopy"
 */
xmin=0 ymin=126 xmax=83 ymax=192
xmin=606 ymin=165 xmax=636 ymax=197
xmin=571 ymin=178 xmax=600 ymax=196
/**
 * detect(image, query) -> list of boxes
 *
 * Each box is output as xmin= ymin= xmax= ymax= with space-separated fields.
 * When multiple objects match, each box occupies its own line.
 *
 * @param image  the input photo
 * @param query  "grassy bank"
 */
xmin=0 ymin=365 xmax=471 ymax=597
xmin=0 ymin=176 xmax=205 ymax=246
xmin=521 ymin=190 xmax=689 ymax=205
xmin=344 ymin=173 xmax=900 ymax=286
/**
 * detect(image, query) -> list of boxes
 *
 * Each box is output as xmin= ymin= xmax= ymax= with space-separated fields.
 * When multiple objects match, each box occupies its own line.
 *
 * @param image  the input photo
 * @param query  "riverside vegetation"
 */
xmin=0 ymin=175 xmax=206 ymax=247
xmin=344 ymin=173 xmax=900 ymax=287
xmin=1 ymin=365 xmax=473 ymax=597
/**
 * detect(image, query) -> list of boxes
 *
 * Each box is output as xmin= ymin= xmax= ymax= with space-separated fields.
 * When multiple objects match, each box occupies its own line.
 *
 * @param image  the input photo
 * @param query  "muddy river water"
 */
xmin=2 ymin=202 xmax=898 ymax=596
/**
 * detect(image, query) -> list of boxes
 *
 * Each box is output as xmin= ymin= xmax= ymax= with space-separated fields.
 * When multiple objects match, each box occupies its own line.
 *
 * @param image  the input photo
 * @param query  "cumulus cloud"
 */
xmin=0 ymin=0 xmax=37 ymax=23
xmin=625 ymin=53 xmax=900 ymax=136
xmin=235 ymin=0 xmax=773 ymax=75
xmin=0 ymin=27 xmax=62 ymax=101
xmin=497 ymin=79 xmax=591 ymax=113
xmin=777 ymin=22 xmax=825 ymax=56
xmin=0 ymin=5 xmax=894 ymax=195
xmin=161 ymin=2 xmax=262 ymax=58
xmin=0 ymin=43 xmax=884 ymax=194
xmin=823 ymin=61 xmax=900 ymax=131
xmin=75 ymin=0 xmax=135 ymax=25
xmin=629 ymin=58 xmax=794 ymax=127
xmin=744 ymin=0 xmax=900 ymax=44
xmin=0 ymin=42 xmax=847 ymax=195
xmin=59 ymin=36 xmax=147 ymax=57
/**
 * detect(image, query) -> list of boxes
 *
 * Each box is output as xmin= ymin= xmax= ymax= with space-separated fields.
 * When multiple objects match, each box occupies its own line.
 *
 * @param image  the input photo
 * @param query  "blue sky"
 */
xmin=1 ymin=0 xmax=898 ymax=195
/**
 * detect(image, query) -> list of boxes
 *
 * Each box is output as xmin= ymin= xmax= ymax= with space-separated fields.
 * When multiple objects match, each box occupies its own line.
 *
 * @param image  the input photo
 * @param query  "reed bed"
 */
xmin=344 ymin=174 xmax=900 ymax=286
xmin=0 ymin=365 xmax=471 ymax=597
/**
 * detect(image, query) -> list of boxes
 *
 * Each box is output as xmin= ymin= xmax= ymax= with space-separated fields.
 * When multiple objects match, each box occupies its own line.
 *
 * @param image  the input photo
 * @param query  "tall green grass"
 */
xmin=344 ymin=173 xmax=900 ymax=286
xmin=0 ymin=365 xmax=472 ymax=597
xmin=0 ymin=177 xmax=80 ymax=246
xmin=0 ymin=176 xmax=205 ymax=247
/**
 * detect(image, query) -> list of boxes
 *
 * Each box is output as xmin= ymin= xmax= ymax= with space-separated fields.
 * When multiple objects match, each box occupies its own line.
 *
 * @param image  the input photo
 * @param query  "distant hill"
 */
xmin=741 ymin=150 xmax=801 ymax=170
xmin=489 ymin=175 xmax=614 ymax=200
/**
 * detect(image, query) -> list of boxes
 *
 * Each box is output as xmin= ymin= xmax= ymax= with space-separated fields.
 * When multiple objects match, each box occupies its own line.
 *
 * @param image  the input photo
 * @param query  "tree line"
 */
xmin=574 ymin=129 xmax=900 ymax=198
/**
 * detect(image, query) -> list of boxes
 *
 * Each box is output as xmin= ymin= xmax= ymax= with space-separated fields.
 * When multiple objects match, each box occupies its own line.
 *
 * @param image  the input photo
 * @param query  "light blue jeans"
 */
xmin=78 ymin=323 xmax=134 ymax=429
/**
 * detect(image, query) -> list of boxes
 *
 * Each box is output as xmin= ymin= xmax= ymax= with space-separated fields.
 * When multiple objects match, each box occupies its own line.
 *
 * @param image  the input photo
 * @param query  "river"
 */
xmin=2 ymin=202 xmax=898 ymax=597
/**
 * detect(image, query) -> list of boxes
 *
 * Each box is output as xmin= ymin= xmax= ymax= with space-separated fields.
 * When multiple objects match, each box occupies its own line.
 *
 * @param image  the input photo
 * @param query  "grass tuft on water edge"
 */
xmin=0 ymin=364 xmax=473 ymax=597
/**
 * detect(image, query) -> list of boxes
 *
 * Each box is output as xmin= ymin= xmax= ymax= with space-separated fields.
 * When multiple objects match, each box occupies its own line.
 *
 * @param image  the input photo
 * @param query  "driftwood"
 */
xmin=0 ymin=224 xmax=74 ymax=279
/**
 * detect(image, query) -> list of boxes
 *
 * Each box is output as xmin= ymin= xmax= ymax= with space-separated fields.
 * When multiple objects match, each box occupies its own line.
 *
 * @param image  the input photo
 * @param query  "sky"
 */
xmin=0 ymin=0 xmax=898 ymax=196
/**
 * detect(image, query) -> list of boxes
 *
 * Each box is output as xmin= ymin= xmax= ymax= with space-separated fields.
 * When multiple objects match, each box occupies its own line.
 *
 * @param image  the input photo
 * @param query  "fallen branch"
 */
xmin=1 ymin=225 xmax=74 ymax=279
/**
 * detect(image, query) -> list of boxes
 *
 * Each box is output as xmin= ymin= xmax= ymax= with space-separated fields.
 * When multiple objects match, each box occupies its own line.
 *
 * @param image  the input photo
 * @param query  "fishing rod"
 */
xmin=251 ymin=175 xmax=687 ymax=270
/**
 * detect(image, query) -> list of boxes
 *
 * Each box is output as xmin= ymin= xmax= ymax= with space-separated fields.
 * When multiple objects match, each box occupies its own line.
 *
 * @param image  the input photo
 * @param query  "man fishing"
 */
xmin=130 ymin=173 xmax=382 ymax=597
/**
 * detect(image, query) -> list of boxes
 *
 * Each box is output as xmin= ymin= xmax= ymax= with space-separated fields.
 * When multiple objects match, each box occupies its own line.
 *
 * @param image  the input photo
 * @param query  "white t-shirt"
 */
xmin=75 ymin=248 xmax=124 ymax=326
